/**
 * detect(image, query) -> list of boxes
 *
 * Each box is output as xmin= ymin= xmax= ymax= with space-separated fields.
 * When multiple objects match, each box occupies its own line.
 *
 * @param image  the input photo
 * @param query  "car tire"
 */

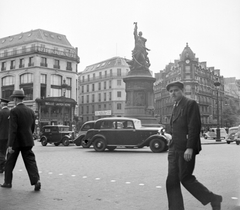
xmin=107 ymin=146 xmax=116 ymax=152
xmin=236 ymin=141 xmax=240 ymax=145
xmin=41 ymin=137 xmax=48 ymax=146
xmin=93 ymin=138 xmax=106 ymax=152
xmin=54 ymin=142 xmax=60 ymax=146
xmin=226 ymin=141 xmax=230 ymax=144
xmin=62 ymin=137 xmax=70 ymax=146
xmin=150 ymin=138 xmax=166 ymax=153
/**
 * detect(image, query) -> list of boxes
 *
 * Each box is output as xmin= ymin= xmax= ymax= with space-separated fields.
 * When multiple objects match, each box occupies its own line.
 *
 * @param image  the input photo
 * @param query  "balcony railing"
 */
xmin=80 ymin=73 xmax=127 ymax=83
xmin=40 ymin=63 xmax=48 ymax=67
xmin=0 ymin=46 xmax=80 ymax=63
xmin=19 ymin=64 xmax=25 ymax=68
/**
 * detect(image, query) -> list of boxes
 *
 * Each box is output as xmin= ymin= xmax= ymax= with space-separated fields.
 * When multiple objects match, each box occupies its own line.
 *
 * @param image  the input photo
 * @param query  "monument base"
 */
xmin=123 ymin=68 xmax=157 ymax=125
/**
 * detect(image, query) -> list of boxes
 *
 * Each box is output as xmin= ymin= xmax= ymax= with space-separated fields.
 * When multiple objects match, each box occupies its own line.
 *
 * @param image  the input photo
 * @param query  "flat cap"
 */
xmin=0 ymin=98 xmax=10 ymax=103
xmin=166 ymin=81 xmax=184 ymax=91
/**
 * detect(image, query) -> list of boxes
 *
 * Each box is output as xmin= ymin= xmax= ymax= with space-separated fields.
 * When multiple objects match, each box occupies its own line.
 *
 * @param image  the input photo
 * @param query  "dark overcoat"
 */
xmin=0 ymin=107 xmax=10 ymax=140
xmin=8 ymin=103 xmax=35 ymax=149
xmin=170 ymin=96 xmax=202 ymax=154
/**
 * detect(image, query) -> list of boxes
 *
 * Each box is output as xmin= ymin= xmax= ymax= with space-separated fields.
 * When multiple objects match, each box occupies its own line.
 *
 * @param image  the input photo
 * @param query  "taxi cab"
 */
xmin=40 ymin=125 xmax=74 ymax=146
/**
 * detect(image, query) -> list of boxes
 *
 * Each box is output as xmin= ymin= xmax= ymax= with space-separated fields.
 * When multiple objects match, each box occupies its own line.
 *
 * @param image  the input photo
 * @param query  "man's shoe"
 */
xmin=34 ymin=181 xmax=41 ymax=191
xmin=1 ymin=183 xmax=12 ymax=188
xmin=211 ymin=194 xmax=222 ymax=210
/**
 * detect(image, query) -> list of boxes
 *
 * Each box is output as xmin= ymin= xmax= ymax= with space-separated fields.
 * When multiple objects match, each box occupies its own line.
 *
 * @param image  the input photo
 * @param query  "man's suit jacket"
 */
xmin=0 ymin=107 xmax=10 ymax=140
xmin=8 ymin=103 xmax=35 ymax=149
xmin=170 ymin=96 xmax=202 ymax=154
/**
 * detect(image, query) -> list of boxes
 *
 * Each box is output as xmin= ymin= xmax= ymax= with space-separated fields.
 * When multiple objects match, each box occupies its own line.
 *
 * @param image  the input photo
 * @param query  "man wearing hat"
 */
xmin=166 ymin=81 xmax=222 ymax=210
xmin=0 ymin=98 xmax=10 ymax=173
xmin=1 ymin=90 xmax=41 ymax=191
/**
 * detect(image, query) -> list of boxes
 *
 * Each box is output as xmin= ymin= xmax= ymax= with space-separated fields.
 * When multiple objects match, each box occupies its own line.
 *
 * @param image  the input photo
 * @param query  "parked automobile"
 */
xmin=40 ymin=125 xmax=74 ymax=146
xmin=82 ymin=117 xmax=171 ymax=153
xmin=234 ymin=125 xmax=240 ymax=145
xmin=225 ymin=126 xmax=239 ymax=144
xmin=203 ymin=128 xmax=227 ymax=140
xmin=73 ymin=121 xmax=95 ymax=147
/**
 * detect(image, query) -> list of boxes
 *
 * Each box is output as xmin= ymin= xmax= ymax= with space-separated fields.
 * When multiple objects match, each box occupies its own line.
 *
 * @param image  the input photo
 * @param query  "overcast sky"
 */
xmin=0 ymin=0 xmax=239 ymax=79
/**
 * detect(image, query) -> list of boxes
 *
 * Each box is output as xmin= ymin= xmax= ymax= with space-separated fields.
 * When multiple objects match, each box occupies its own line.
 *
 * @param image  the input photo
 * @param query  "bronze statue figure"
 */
xmin=127 ymin=22 xmax=151 ymax=70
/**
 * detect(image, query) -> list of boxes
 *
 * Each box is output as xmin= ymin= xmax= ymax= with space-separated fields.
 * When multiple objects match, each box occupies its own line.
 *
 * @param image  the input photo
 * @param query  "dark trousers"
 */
xmin=166 ymin=148 xmax=214 ymax=210
xmin=4 ymin=146 xmax=40 ymax=185
xmin=0 ymin=139 xmax=8 ymax=170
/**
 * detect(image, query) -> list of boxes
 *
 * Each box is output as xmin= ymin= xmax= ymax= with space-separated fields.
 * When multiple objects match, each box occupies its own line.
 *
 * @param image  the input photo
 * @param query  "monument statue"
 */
xmin=127 ymin=22 xmax=151 ymax=70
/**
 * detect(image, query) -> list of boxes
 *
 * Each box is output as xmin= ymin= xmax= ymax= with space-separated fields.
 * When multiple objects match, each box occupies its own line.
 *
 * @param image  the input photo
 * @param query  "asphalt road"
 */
xmin=0 ymin=139 xmax=240 ymax=210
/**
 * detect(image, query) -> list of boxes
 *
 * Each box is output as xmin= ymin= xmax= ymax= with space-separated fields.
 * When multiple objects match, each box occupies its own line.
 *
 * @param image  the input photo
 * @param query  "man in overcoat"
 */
xmin=0 ymin=98 xmax=10 ymax=173
xmin=166 ymin=81 xmax=222 ymax=210
xmin=1 ymin=90 xmax=41 ymax=191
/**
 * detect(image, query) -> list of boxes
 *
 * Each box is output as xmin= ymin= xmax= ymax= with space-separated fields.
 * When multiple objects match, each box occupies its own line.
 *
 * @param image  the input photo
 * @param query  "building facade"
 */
xmin=78 ymin=57 xmax=129 ymax=123
xmin=154 ymin=43 xmax=225 ymax=131
xmin=0 ymin=29 xmax=79 ymax=129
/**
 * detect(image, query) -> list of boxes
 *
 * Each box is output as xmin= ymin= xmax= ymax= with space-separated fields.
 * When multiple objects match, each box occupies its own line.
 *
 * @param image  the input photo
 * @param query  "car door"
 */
xmin=50 ymin=126 xmax=60 ymax=143
xmin=115 ymin=120 xmax=138 ymax=146
xmin=98 ymin=120 xmax=116 ymax=145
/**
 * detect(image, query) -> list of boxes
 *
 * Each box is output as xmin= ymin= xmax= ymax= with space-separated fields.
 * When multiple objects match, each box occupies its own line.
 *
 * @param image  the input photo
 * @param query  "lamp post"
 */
xmin=214 ymin=80 xmax=221 ymax=141
xmin=61 ymin=79 xmax=68 ymax=125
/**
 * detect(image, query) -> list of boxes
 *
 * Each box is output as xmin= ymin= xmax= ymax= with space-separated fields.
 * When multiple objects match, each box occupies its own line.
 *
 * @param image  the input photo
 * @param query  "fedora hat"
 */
xmin=166 ymin=81 xmax=184 ymax=91
xmin=10 ymin=89 xmax=26 ymax=98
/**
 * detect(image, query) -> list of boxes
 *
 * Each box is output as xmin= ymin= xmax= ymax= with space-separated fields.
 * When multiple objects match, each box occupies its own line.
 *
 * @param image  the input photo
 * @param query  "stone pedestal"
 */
xmin=123 ymin=69 xmax=157 ymax=124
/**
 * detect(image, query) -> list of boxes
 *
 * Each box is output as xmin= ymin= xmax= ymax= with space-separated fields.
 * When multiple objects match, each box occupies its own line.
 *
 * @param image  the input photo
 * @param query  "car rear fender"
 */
xmin=84 ymin=134 xmax=107 ymax=146
xmin=40 ymin=135 xmax=47 ymax=142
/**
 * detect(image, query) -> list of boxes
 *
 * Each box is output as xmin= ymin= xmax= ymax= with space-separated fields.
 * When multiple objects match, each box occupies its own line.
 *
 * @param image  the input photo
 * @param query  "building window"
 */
xmin=20 ymin=73 xmax=33 ymax=84
xmin=185 ymin=66 xmax=191 ymax=73
xmin=1 ymin=76 xmax=14 ymax=99
xmin=40 ymin=74 xmax=47 ymax=99
xmin=117 ymin=80 xmax=121 ymax=86
xmin=4 ymin=50 xmax=8 ymax=57
xmin=92 ymin=94 xmax=95 ymax=102
xmin=98 ymin=82 xmax=101 ymax=90
xmin=117 ymin=91 xmax=121 ymax=97
xmin=82 ymin=96 xmax=84 ymax=103
xmin=92 ymin=105 xmax=95 ymax=113
xmin=66 ymin=62 xmax=72 ymax=70
xmin=104 ymin=104 xmax=106 ymax=108
xmin=40 ymin=57 xmax=47 ymax=67
xmin=109 ymin=92 xmax=112 ymax=100
xmin=117 ymin=68 xmax=121 ymax=76
xmin=98 ymin=93 xmax=101 ymax=102
xmin=19 ymin=58 xmax=25 ymax=68
xmin=104 ymin=93 xmax=106 ymax=101
xmin=104 ymin=81 xmax=106 ymax=89
xmin=22 ymin=46 xmax=26 ymax=53
xmin=105 ymin=71 xmax=107 ymax=78
xmin=13 ymin=48 xmax=17 ymax=55
xmin=50 ymin=75 xmax=62 ymax=97
xmin=93 ymin=73 xmax=95 ymax=80
xmin=1 ymin=62 xmax=6 ymax=71
xmin=28 ymin=57 xmax=34 ymax=66
xmin=10 ymin=60 xmax=15 ymax=69
xmin=87 ymin=95 xmax=89 ymax=103
xmin=87 ymin=75 xmax=90 ymax=81
xmin=98 ymin=104 xmax=101 ymax=110
xmin=99 ymin=72 xmax=102 ymax=79
xmin=92 ymin=84 xmax=95 ymax=91
xmin=109 ymin=80 xmax=112 ymax=89
xmin=110 ymin=69 xmax=112 ymax=76
xmin=117 ymin=103 xmax=122 ymax=110
xmin=54 ymin=59 xmax=60 ymax=69
xmin=87 ymin=85 xmax=89 ymax=92
xmin=82 ymin=76 xmax=85 ymax=82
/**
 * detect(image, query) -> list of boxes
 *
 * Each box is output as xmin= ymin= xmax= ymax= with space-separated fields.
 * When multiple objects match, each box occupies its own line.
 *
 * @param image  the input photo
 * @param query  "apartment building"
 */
xmin=78 ymin=57 xmax=129 ymax=122
xmin=0 ymin=29 xmax=79 ymax=128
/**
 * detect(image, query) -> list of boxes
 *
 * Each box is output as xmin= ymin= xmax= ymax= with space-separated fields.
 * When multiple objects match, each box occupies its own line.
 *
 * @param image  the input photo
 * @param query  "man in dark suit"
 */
xmin=166 ymin=81 xmax=222 ymax=210
xmin=0 ymin=98 xmax=10 ymax=173
xmin=1 ymin=90 xmax=41 ymax=191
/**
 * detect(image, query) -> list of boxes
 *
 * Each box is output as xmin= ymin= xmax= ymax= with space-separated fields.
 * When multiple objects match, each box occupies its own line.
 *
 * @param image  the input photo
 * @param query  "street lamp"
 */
xmin=214 ymin=79 xmax=221 ymax=141
xmin=61 ymin=79 xmax=68 ymax=125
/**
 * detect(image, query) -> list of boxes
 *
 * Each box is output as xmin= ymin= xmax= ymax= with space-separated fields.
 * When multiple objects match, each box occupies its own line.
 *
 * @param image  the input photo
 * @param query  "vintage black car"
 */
xmin=82 ymin=117 xmax=171 ymax=153
xmin=73 ymin=121 xmax=95 ymax=147
xmin=40 ymin=125 xmax=74 ymax=146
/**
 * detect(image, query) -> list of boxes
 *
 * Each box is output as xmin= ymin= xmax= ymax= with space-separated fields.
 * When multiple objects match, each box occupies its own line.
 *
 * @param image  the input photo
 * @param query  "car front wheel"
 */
xmin=150 ymin=138 xmax=166 ymax=153
xmin=94 ymin=138 xmax=106 ymax=152
xmin=236 ymin=141 xmax=240 ymax=145
xmin=62 ymin=137 xmax=70 ymax=146
xmin=41 ymin=137 xmax=48 ymax=146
